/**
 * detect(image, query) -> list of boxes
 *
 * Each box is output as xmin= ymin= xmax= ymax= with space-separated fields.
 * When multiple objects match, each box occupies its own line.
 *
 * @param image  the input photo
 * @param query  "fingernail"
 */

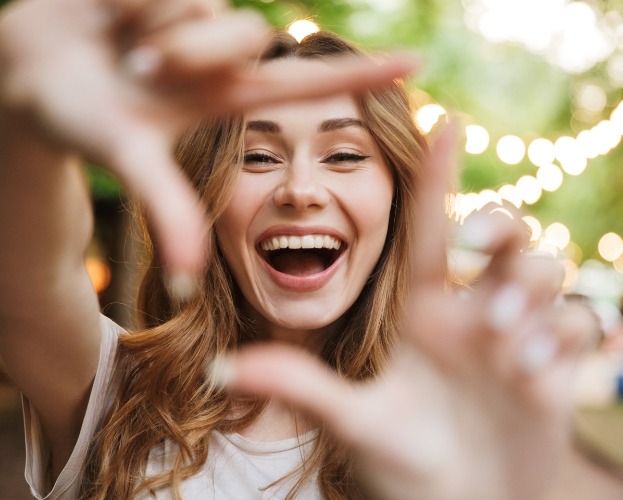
xmin=124 ymin=45 xmax=162 ymax=78
xmin=456 ymin=215 xmax=496 ymax=252
xmin=488 ymin=207 xmax=513 ymax=219
xmin=520 ymin=334 xmax=558 ymax=373
xmin=487 ymin=284 xmax=529 ymax=333
xmin=206 ymin=355 xmax=236 ymax=390
xmin=165 ymin=272 xmax=199 ymax=304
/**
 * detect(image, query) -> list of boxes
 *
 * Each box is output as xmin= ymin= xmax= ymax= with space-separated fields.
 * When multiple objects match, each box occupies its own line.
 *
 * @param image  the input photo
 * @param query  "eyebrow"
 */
xmin=246 ymin=120 xmax=281 ymax=133
xmin=245 ymin=118 xmax=366 ymax=134
xmin=318 ymin=118 xmax=365 ymax=133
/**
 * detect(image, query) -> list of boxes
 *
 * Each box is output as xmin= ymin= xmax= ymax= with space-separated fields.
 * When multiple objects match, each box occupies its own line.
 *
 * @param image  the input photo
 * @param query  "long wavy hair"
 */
xmin=80 ymin=30 xmax=427 ymax=499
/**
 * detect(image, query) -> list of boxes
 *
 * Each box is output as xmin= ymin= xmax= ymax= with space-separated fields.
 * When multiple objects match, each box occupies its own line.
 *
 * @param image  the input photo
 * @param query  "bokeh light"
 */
xmin=598 ymin=232 xmax=623 ymax=262
xmin=536 ymin=164 xmax=564 ymax=191
xmin=544 ymin=222 xmax=571 ymax=249
xmin=465 ymin=124 xmax=489 ymax=154
xmin=561 ymin=259 xmax=579 ymax=291
xmin=85 ymin=257 xmax=111 ymax=293
xmin=497 ymin=184 xmax=522 ymax=208
xmin=527 ymin=138 xmax=555 ymax=167
xmin=522 ymin=215 xmax=542 ymax=242
xmin=287 ymin=20 xmax=320 ymax=42
xmin=496 ymin=135 xmax=526 ymax=165
xmin=415 ymin=104 xmax=446 ymax=133
xmin=515 ymin=175 xmax=542 ymax=204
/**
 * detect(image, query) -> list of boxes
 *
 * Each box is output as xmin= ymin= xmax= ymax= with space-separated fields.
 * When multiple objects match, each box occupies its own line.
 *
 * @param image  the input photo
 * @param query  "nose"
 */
xmin=273 ymin=160 xmax=331 ymax=211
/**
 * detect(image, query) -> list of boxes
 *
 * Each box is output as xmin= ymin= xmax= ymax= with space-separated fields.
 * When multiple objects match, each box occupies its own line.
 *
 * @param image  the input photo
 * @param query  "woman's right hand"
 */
xmin=0 ymin=0 xmax=416 ymax=278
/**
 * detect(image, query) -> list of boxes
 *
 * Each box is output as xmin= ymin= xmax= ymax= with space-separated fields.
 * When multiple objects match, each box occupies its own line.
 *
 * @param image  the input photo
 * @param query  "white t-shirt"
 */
xmin=22 ymin=315 xmax=321 ymax=499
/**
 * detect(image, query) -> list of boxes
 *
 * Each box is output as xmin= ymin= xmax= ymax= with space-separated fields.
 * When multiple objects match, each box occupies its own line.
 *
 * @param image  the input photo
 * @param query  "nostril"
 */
xmin=273 ymin=177 xmax=331 ymax=210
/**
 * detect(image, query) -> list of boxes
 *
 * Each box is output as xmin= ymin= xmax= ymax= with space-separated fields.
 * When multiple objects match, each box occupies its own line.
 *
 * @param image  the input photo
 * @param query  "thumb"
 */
xmin=223 ymin=344 xmax=360 ymax=441
xmin=106 ymin=128 xmax=209 ymax=284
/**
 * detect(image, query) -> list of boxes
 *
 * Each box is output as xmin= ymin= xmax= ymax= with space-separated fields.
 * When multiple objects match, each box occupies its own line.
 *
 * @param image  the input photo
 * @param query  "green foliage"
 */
xmin=3 ymin=0 xmax=621 ymax=262
xmin=85 ymin=164 xmax=123 ymax=200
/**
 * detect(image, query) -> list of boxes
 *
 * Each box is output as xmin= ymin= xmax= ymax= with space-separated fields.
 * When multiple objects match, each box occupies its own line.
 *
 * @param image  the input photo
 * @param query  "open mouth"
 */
xmin=258 ymin=234 xmax=346 ymax=277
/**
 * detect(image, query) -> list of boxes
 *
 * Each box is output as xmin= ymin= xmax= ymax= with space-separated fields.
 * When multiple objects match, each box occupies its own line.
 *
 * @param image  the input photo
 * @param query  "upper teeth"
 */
xmin=260 ymin=234 xmax=342 ymax=251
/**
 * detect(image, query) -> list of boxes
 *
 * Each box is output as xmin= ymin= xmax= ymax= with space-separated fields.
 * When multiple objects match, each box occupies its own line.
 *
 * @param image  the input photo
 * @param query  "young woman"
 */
xmin=0 ymin=0 xmax=594 ymax=498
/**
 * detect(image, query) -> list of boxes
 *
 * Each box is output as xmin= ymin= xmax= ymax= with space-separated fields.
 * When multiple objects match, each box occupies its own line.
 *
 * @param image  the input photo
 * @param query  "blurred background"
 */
xmin=91 ymin=0 xmax=623 ymax=331
xmin=3 ymin=0 xmax=623 ymax=497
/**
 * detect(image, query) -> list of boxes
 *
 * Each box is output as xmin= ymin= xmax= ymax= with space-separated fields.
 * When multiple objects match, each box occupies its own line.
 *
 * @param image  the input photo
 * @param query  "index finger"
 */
xmin=409 ymin=122 xmax=458 ymax=290
xmin=227 ymin=53 xmax=420 ymax=111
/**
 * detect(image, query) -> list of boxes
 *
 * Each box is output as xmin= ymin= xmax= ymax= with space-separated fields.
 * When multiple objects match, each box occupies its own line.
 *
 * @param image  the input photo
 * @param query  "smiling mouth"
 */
xmin=258 ymin=234 xmax=346 ymax=277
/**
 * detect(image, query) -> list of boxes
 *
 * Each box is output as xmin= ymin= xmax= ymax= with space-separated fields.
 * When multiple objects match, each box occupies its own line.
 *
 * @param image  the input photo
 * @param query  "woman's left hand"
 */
xmin=219 ymin=126 xmax=594 ymax=500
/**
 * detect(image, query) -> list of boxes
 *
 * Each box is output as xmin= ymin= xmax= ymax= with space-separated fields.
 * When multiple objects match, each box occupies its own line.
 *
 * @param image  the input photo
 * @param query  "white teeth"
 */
xmin=301 ymin=235 xmax=315 ymax=249
xmin=260 ymin=234 xmax=343 ymax=251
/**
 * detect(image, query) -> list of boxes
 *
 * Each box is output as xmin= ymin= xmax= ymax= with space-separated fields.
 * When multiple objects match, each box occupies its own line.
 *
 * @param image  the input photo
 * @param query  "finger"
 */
xmin=548 ymin=301 xmax=599 ymax=357
xmin=105 ymin=126 xmax=209 ymax=285
xmin=110 ymin=0 xmax=227 ymax=30
xmin=223 ymin=344 xmax=360 ymax=441
xmin=480 ymin=251 xmax=563 ymax=339
xmin=125 ymin=10 xmax=268 ymax=79
xmin=226 ymin=54 xmax=420 ymax=111
xmin=457 ymin=211 xmax=529 ymax=287
xmin=409 ymin=122 xmax=458 ymax=289
xmin=482 ymin=294 xmax=596 ymax=386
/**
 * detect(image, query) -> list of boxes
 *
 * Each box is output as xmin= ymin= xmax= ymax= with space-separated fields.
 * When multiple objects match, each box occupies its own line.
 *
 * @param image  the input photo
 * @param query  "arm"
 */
xmin=0 ymin=0 xmax=416 ymax=482
xmin=0 ymin=112 xmax=102 ymax=478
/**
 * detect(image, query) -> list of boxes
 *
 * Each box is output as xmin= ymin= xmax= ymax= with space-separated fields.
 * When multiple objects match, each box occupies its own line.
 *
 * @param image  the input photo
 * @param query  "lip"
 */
xmin=255 ymin=225 xmax=348 ymax=292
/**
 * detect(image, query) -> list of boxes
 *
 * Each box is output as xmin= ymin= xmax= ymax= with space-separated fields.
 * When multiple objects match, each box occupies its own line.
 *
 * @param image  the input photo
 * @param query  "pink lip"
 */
xmin=255 ymin=225 xmax=348 ymax=292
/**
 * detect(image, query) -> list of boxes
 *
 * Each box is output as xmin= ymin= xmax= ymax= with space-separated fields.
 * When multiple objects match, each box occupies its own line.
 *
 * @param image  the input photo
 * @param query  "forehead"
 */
xmin=247 ymin=59 xmax=362 ymax=123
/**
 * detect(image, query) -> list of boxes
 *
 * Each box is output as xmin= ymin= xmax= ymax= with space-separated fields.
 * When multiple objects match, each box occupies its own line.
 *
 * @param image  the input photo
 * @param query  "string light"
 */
xmin=496 ymin=135 xmax=526 ymax=165
xmin=598 ymin=232 xmax=623 ymax=262
xmin=287 ymin=20 xmax=320 ymax=42
xmin=515 ymin=175 xmax=542 ymax=204
xmin=544 ymin=222 xmax=571 ymax=249
xmin=497 ymin=184 xmax=522 ymax=208
xmin=465 ymin=124 xmax=489 ymax=154
xmin=536 ymin=164 xmax=564 ymax=191
xmin=415 ymin=104 xmax=446 ymax=133
xmin=522 ymin=216 xmax=542 ymax=241
xmin=527 ymin=138 xmax=555 ymax=167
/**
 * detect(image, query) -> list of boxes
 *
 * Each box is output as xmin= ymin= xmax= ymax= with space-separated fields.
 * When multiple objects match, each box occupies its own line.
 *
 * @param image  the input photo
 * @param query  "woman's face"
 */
xmin=216 ymin=61 xmax=394 ymax=342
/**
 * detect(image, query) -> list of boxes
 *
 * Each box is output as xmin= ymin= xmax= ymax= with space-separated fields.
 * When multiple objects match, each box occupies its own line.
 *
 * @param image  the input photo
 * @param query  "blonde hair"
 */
xmin=80 ymin=31 xmax=427 ymax=499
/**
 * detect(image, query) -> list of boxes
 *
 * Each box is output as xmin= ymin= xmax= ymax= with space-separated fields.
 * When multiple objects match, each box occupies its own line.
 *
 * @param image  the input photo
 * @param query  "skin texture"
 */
xmin=224 ymin=126 xmax=596 ymax=500
xmin=216 ymin=85 xmax=394 ymax=347
xmin=0 ymin=0 xmax=415 ymax=483
xmin=0 ymin=0 xmax=605 ymax=497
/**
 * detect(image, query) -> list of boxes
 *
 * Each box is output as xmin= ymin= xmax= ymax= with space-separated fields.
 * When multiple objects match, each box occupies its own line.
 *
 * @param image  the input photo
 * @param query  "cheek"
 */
xmin=349 ymin=172 xmax=394 ymax=245
xmin=215 ymin=178 xmax=259 ymax=258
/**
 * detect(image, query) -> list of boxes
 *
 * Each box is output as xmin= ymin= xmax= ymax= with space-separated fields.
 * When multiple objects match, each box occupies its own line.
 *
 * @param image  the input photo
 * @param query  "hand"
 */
xmin=220 ymin=126 xmax=594 ymax=500
xmin=0 ymin=0 xmax=416 ymax=277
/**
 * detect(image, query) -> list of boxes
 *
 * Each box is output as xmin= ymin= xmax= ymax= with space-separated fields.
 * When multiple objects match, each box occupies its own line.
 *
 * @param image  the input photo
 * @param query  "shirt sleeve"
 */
xmin=22 ymin=314 xmax=123 ymax=500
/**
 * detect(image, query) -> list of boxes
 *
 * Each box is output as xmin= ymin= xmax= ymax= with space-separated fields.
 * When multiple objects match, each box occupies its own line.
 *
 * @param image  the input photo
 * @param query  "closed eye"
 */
xmin=244 ymin=152 xmax=280 ymax=165
xmin=243 ymin=151 xmax=283 ymax=172
xmin=323 ymin=152 xmax=370 ymax=164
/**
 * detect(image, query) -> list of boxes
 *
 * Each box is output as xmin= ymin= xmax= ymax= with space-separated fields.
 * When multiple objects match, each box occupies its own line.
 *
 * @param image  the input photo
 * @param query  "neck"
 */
xmin=237 ymin=398 xmax=317 ymax=441
xmin=239 ymin=300 xmax=340 ymax=354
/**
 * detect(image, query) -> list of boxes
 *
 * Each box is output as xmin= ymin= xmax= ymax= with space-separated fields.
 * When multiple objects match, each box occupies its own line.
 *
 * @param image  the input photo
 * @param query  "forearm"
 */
xmin=0 ymin=111 xmax=94 ymax=320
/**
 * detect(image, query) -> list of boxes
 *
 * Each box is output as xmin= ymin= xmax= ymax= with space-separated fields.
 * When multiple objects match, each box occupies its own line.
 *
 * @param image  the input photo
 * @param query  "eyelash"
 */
xmin=323 ymin=152 xmax=370 ymax=163
xmin=242 ymin=151 xmax=370 ymax=167
xmin=243 ymin=152 xmax=279 ymax=165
